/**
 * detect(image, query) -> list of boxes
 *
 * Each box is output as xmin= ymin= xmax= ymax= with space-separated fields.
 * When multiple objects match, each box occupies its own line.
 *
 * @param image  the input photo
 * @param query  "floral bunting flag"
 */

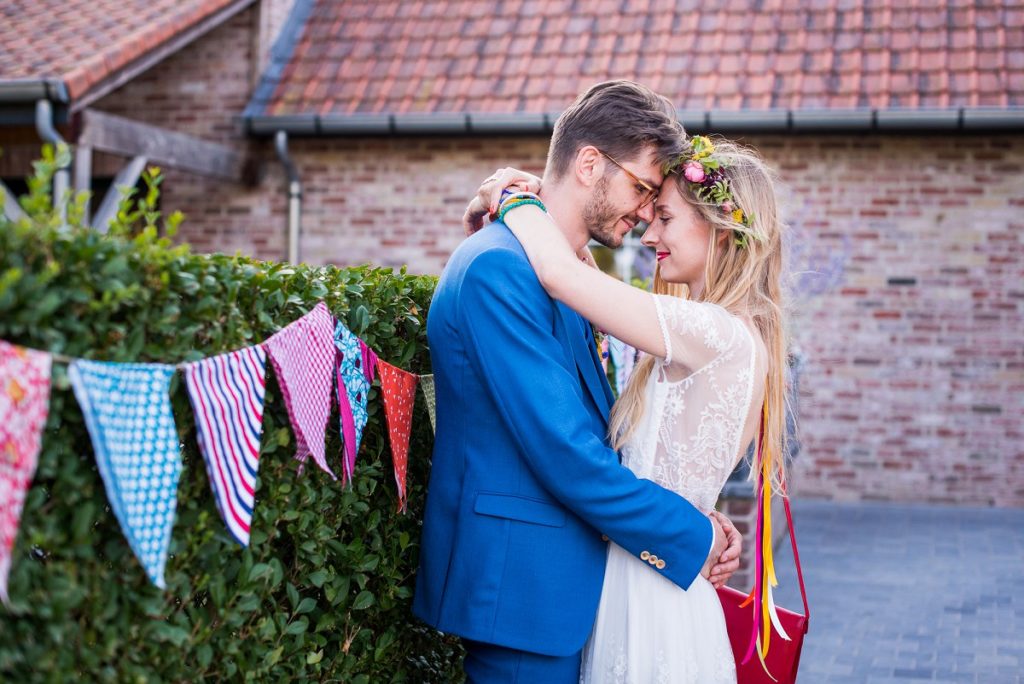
xmin=263 ymin=302 xmax=338 ymax=479
xmin=333 ymin=322 xmax=377 ymax=483
xmin=184 ymin=346 xmax=267 ymax=547
xmin=377 ymin=360 xmax=418 ymax=512
xmin=419 ymin=374 xmax=436 ymax=434
xmin=68 ymin=360 xmax=181 ymax=589
xmin=0 ymin=341 xmax=52 ymax=605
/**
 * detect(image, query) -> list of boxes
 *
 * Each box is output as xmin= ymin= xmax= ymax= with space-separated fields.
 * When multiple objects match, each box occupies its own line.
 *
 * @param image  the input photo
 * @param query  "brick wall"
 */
xmin=265 ymin=134 xmax=1022 ymax=507
xmin=743 ymin=134 xmax=1023 ymax=507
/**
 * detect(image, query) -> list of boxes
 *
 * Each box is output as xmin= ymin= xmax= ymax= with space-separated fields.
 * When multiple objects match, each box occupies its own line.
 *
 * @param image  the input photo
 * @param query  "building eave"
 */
xmin=244 ymin=107 xmax=1024 ymax=138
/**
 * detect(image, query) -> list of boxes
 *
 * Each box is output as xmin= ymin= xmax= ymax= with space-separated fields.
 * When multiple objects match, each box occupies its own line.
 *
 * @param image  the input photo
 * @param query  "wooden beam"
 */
xmin=78 ymin=109 xmax=246 ymax=183
xmin=92 ymin=155 xmax=147 ymax=234
xmin=1 ymin=179 xmax=26 ymax=223
xmin=74 ymin=144 xmax=92 ymax=225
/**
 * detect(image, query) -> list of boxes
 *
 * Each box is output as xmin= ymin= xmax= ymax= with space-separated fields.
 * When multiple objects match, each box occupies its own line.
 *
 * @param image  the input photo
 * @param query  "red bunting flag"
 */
xmin=377 ymin=360 xmax=418 ymax=513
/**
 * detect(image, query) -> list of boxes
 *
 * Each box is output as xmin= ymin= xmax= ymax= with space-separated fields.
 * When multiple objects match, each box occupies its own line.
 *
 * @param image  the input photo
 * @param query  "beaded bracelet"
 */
xmin=498 ymin=191 xmax=541 ymax=209
xmin=489 ymin=190 xmax=540 ymax=221
xmin=498 ymin=197 xmax=546 ymax=223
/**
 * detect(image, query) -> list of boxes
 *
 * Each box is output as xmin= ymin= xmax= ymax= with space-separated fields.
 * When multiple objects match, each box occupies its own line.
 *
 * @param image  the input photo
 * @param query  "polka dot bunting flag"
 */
xmin=68 ymin=360 xmax=182 ymax=589
xmin=377 ymin=360 xmax=418 ymax=513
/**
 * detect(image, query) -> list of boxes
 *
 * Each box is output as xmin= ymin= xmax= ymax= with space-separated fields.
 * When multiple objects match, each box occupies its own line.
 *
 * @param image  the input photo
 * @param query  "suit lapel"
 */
xmin=556 ymin=302 xmax=612 ymax=424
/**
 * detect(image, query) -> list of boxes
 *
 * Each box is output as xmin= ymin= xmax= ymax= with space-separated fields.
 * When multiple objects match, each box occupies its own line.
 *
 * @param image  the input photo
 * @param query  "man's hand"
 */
xmin=700 ymin=513 xmax=727 ymax=580
xmin=706 ymin=510 xmax=742 ymax=589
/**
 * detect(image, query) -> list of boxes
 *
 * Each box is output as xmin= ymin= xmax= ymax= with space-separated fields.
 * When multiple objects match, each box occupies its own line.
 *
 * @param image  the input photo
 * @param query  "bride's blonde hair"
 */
xmin=607 ymin=138 xmax=791 ymax=489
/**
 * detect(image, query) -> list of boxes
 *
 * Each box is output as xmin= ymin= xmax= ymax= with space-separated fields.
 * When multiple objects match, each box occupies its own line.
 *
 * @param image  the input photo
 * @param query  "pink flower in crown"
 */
xmin=721 ymin=201 xmax=734 ymax=213
xmin=682 ymin=160 xmax=706 ymax=183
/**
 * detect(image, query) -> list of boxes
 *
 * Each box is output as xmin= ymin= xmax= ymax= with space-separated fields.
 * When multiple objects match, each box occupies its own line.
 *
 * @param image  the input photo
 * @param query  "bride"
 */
xmin=467 ymin=135 xmax=789 ymax=683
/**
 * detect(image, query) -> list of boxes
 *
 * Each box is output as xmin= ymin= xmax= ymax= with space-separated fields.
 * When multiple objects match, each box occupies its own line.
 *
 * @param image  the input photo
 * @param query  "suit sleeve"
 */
xmin=458 ymin=248 xmax=713 ymax=589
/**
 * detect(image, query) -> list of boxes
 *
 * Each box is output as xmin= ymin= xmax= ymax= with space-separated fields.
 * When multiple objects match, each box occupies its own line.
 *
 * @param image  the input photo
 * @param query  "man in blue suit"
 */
xmin=413 ymin=81 xmax=741 ymax=682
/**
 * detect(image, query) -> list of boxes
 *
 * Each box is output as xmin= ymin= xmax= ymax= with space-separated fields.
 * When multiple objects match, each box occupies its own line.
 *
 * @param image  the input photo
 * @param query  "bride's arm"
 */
xmin=503 ymin=204 xmax=667 ymax=360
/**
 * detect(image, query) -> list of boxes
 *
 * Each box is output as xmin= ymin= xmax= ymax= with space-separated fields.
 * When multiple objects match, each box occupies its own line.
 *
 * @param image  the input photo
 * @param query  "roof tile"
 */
xmin=249 ymin=0 xmax=1024 ymax=118
xmin=0 ymin=0 xmax=247 ymax=100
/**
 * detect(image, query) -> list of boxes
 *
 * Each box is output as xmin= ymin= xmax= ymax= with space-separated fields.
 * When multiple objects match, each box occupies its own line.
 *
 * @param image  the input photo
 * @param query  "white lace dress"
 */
xmin=580 ymin=295 xmax=766 ymax=684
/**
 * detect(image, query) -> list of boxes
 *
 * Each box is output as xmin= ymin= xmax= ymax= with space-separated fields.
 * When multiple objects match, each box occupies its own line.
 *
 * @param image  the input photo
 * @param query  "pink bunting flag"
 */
xmin=263 ymin=302 xmax=338 ymax=479
xmin=0 ymin=341 xmax=52 ymax=605
xmin=377 ymin=360 xmax=418 ymax=513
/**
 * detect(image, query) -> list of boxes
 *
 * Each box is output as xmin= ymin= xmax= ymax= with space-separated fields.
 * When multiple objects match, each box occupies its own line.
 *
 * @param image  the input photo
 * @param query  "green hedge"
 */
xmin=0 ymin=148 xmax=461 ymax=682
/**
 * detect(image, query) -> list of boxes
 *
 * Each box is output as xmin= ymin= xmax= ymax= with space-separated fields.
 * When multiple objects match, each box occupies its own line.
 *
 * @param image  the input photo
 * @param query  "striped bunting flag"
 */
xmin=184 ymin=346 xmax=267 ymax=547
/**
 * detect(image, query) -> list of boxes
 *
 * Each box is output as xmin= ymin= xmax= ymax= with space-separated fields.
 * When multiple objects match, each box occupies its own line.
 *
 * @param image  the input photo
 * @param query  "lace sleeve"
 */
xmin=651 ymin=294 xmax=747 ymax=373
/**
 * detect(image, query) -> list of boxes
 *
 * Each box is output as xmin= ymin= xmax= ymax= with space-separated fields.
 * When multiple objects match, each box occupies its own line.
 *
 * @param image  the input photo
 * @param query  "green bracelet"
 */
xmin=498 ymin=198 xmax=546 ymax=223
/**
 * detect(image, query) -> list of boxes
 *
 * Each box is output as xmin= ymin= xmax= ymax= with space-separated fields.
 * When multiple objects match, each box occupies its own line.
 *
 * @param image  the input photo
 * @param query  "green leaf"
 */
xmin=264 ymin=646 xmax=284 ymax=666
xmin=352 ymin=591 xmax=375 ymax=610
xmin=284 ymin=617 xmax=309 ymax=635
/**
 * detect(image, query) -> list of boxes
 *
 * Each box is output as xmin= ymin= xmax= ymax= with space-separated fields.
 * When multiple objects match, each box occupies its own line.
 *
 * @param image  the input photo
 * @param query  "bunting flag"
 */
xmin=263 ymin=302 xmax=338 ymax=479
xmin=608 ymin=336 xmax=637 ymax=394
xmin=184 ymin=346 xmax=267 ymax=547
xmin=0 ymin=341 xmax=52 ymax=605
xmin=333 ymin=323 xmax=377 ymax=483
xmin=377 ymin=360 xmax=418 ymax=512
xmin=419 ymin=374 xmax=436 ymax=434
xmin=68 ymin=360 xmax=181 ymax=589
xmin=599 ymin=336 xmax=610 ymax=374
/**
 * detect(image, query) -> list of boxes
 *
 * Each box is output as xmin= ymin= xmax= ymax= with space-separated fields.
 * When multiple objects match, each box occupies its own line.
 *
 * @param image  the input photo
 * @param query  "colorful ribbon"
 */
xmin=739 ymin=401 xmax=791 ymax=681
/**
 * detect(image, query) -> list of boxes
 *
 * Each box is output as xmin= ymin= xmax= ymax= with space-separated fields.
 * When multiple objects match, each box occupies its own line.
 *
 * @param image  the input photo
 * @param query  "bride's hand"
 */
xmin=463 ymin=167 xmax=543 ymax=236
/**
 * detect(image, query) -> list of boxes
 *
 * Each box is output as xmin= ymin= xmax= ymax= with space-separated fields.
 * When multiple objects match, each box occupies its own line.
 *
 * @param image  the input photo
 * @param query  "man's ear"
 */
xmin=574 ymin=146 xmax=604 ymax=188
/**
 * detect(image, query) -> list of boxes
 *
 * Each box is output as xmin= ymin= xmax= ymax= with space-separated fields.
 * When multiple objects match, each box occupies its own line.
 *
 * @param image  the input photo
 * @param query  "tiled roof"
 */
xmin=250 ymin=0 xmax=1024 ymax=120
xmin=0 ymin=0 xmax=252 ymax=102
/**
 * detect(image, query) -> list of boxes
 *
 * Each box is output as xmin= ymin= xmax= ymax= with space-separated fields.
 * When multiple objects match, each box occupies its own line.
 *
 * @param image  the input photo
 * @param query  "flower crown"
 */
xmin=665 ymin=136 xmax=758 ymax=249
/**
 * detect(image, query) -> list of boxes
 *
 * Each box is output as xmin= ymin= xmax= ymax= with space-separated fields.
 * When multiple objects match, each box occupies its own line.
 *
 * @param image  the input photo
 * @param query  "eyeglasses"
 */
xmin=598 ymin=150 xmax=659 ymax=209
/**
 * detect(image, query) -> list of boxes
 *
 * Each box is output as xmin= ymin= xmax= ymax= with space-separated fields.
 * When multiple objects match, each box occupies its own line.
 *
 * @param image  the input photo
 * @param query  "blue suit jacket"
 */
xmin=412 ymin=222 xmax=713 ymax=656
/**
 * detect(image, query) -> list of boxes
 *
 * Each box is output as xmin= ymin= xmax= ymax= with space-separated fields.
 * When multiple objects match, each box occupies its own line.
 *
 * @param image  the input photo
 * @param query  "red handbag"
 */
xmin=717 ymin=492 xmax=809 ymax=683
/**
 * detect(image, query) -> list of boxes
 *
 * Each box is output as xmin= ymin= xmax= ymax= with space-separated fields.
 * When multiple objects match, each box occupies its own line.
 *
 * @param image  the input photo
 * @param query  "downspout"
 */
xmin=35 ymin=98 xmax=70 ymax=226
xmin=274 ymin=130 xmax=301 ymax=264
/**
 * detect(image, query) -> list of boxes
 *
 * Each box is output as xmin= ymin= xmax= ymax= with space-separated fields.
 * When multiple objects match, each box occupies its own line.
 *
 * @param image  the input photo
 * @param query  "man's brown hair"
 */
xmin=547 ymin=80 xmax=686 ymax=180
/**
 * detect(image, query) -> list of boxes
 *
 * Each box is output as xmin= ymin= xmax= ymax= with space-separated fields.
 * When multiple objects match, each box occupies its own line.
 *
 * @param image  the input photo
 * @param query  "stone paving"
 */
xmin=771 ymin=500 xmax=1024 ymax=683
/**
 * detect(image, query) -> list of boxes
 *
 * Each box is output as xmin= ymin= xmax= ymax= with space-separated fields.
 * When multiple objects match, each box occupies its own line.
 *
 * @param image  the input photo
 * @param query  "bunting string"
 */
xmin=0 ymin=301 xmax=438 ymax=594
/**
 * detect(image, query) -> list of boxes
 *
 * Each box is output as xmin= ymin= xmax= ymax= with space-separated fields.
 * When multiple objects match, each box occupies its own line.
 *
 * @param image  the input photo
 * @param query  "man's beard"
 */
xmin=583 ymin=176 xmax=631 ymax=249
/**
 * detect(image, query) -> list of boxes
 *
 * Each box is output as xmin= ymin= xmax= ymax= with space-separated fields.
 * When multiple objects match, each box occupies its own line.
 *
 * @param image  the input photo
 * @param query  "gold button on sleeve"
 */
xmin=640 ymin=551 xmax=650 ymax=561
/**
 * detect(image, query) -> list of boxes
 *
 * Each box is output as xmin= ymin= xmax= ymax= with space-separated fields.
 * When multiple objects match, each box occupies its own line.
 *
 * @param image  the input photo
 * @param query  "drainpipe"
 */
xmin=274 ymin=130 xmax=301 ymax=264
xmin=35 ymin=98 xmax=70 ymax=226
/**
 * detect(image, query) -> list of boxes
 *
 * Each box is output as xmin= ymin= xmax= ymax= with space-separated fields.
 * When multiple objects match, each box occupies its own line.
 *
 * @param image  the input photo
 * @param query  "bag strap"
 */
xmin=781 ymin=484 xmax=810 ymax=622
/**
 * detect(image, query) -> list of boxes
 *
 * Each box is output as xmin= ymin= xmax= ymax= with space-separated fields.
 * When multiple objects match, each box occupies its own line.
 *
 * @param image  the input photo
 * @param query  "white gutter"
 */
xmin=274 ymin=130 xmax=301 ymax=264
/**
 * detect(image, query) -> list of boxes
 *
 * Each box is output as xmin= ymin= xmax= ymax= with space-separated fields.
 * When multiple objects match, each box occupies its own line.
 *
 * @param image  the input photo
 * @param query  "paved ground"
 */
xmin=771 ymin=500 xmax=1024 ymax=683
